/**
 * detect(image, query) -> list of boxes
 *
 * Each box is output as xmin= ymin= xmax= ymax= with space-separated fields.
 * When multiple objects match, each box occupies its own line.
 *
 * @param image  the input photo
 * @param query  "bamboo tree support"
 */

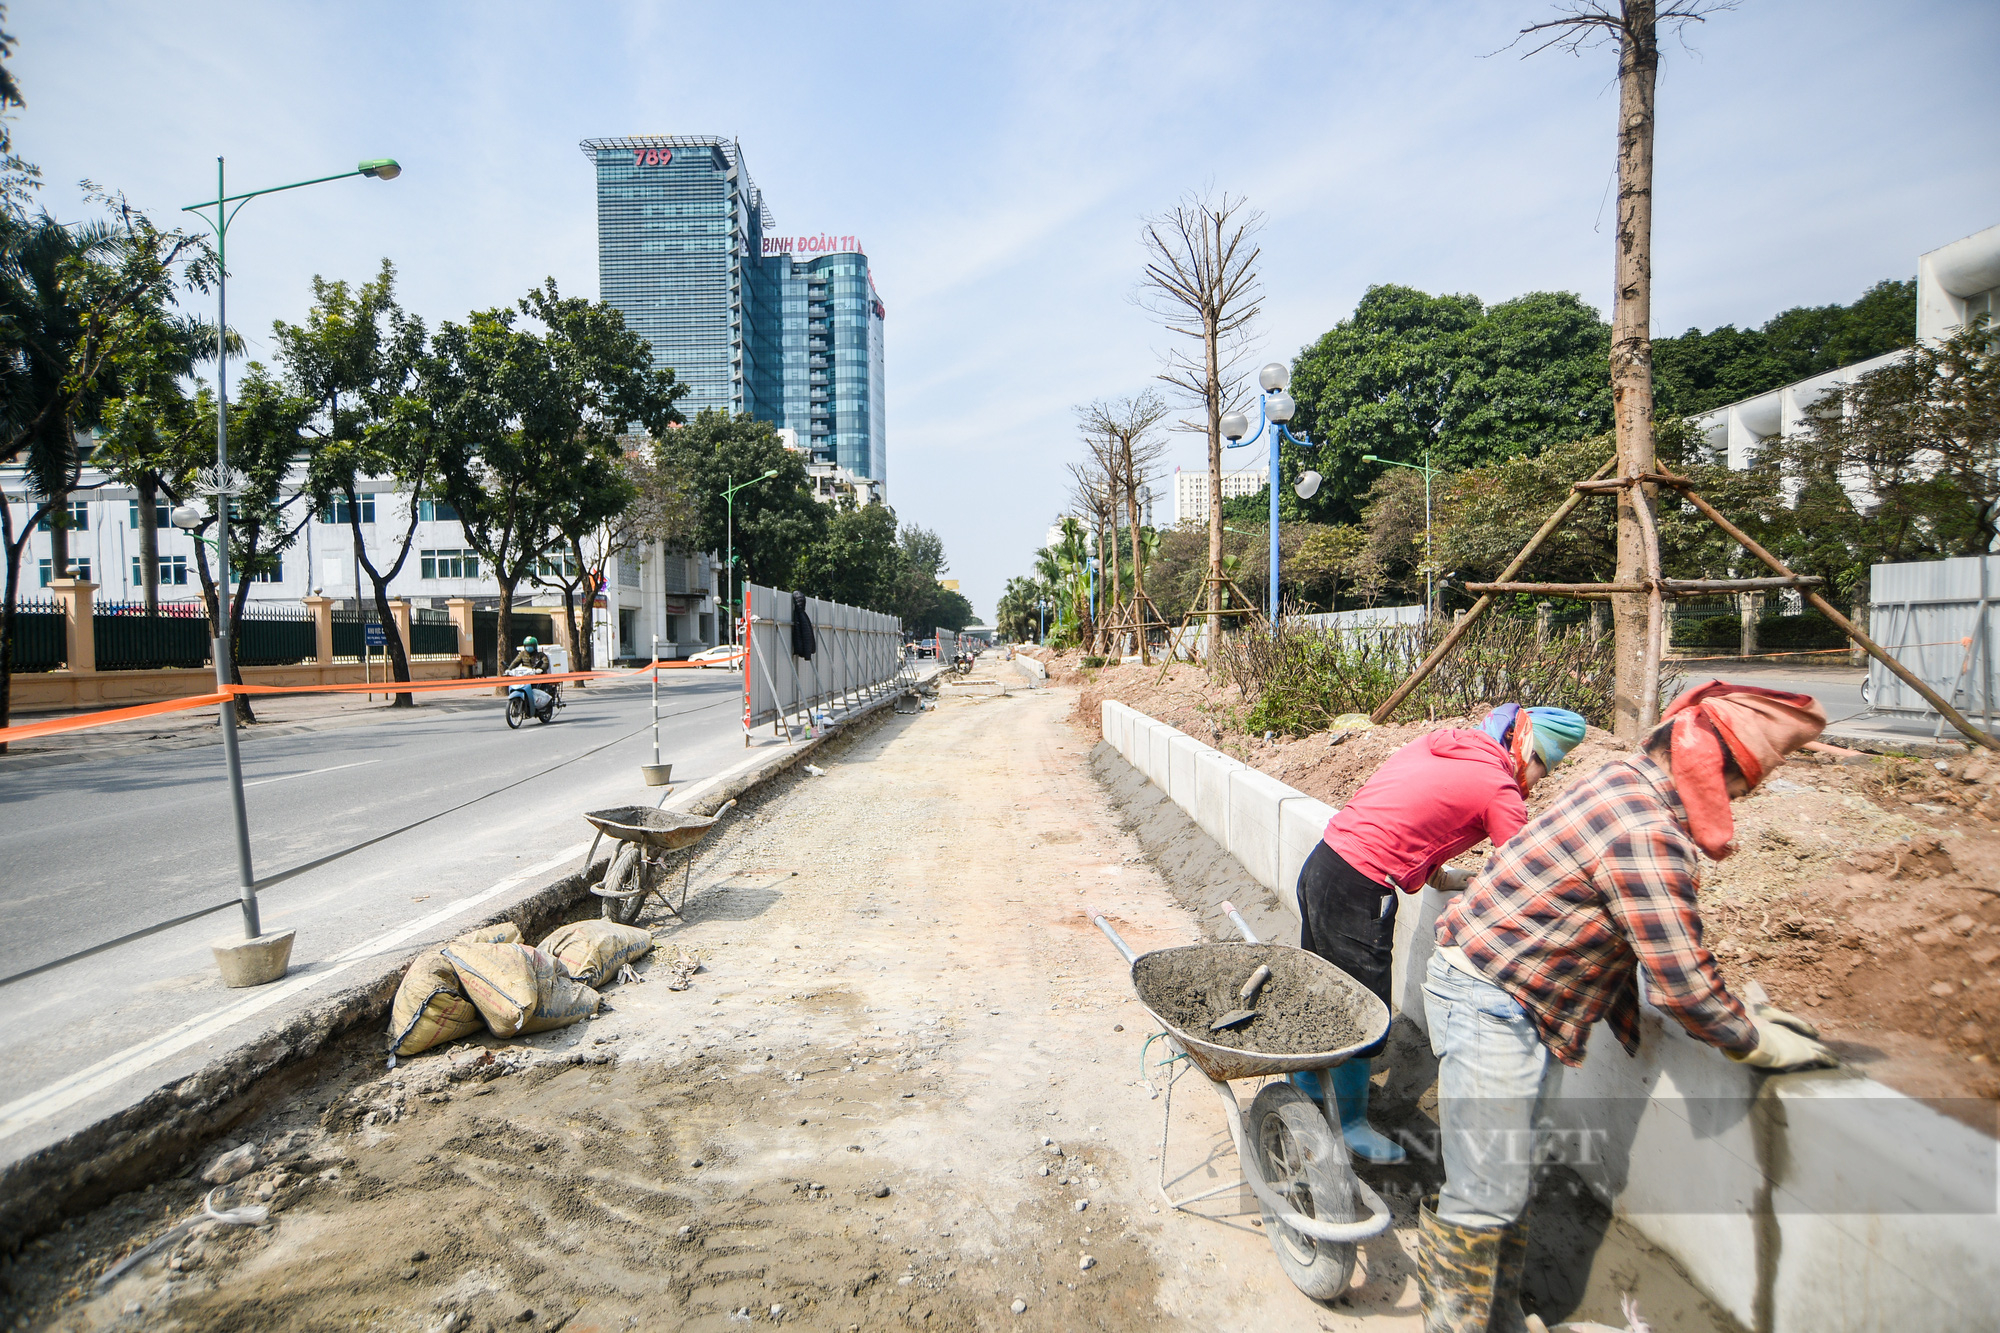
xmin=1368 ymin=457 xmax=1616 ymax=723
xmin=1651 ymin=468 xmax=2000 ymax=753
xmin=1160 ymin=575 xmax=1265 ymax=673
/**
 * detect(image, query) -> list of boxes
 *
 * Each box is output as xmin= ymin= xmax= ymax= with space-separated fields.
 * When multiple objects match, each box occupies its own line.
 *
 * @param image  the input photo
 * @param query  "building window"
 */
xmin=417 ymin=498 xmax=459 ymax=522
xmin=536 ymin=551 xmax=579 ymax=580
xmin=619 ymin=550 xmax=641 ymax=586
xmin=420 ymin=548 xmax=479 ymax=579
xmin=319 ymin=493 xmax=376 ymax=525
xmin=38 ymin=557 xmax=90 ymax=585
xmin=37 ymin=500 xmax=89 ymax=532
xmin=129 ymin=499 xmax=171 ymax=528
xmin=133 ymin=554 xmax=190 ymax=586
xmin=227 ymin=560 xmax=282 ymax=584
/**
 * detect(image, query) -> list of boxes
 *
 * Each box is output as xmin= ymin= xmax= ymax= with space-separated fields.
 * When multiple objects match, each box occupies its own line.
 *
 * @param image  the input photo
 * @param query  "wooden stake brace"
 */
xmin=1370 ymin=457 xmax=2000 ymax=752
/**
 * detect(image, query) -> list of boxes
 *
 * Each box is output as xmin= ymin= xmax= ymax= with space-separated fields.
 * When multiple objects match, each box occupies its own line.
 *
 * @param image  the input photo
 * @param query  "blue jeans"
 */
xmin=1422 ymin=951 xmax=1562 ymax=1228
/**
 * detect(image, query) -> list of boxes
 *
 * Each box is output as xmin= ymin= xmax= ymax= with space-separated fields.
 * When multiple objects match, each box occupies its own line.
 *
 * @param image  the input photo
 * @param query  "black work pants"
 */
xmin=1295 ymin=841 xmax=1397 ymax=1060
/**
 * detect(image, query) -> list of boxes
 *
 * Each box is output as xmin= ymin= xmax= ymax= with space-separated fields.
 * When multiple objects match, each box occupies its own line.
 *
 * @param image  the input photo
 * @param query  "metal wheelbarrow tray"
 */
xmin=580 ymin=802 xmax=735 ymax=925
xmin=1095 ymin=903 xmax=1395 ymax=1301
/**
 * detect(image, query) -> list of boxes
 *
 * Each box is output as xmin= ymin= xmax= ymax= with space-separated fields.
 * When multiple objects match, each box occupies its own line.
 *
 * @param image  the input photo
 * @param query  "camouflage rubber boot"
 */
xmin=1490 ymin=1202 xmax=1534 ymax=1333
xmin=1417 ymin=1195 xmax=1505 ymax=1333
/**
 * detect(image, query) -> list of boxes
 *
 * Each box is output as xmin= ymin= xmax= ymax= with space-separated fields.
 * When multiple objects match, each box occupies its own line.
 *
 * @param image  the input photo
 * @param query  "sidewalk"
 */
xmin=11 ymin=676 xmax=1420 ymax=1331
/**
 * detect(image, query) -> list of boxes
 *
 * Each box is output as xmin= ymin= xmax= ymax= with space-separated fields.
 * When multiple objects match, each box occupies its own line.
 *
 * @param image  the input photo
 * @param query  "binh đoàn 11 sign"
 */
xmin=762 ymin=234 xmax=864 ymax=258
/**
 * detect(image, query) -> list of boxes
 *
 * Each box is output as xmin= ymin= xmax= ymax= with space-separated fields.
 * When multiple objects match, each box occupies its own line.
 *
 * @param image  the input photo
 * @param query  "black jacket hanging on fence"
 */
xmin=791 ymin=592 xmax=817 ymax=660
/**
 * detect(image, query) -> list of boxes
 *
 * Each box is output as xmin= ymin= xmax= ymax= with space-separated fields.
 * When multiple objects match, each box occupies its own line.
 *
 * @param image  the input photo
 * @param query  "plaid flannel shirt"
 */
xmin=1435 ymin=752 xmax=1756 ymax=1067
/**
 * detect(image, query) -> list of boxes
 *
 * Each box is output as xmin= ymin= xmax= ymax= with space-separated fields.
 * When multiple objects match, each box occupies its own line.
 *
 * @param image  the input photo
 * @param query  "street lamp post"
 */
xmin=1220 ymin=362 xmax=1324 ymax=627
xmin=722 ymin=469 xmax=778 ymax=647
xmin=180 ymin=156 xmax=400 ymax=966
xmin=1038 ymin=597 xmax=1049 ymax=645
xmin=1362 ymin=451 xmax=1442 ymax=617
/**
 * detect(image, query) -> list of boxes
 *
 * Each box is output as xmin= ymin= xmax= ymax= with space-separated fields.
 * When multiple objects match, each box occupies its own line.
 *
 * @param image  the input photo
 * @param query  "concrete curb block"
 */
xmin=1100 ymin=696 xmax=2000 ymax=1333
xmin=0 ymin=684 xmax=906 ymax=1250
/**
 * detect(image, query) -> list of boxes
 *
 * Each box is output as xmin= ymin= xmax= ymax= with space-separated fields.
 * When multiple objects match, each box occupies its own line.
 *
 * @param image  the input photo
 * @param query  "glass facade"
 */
xmin=585 ymin=135 xmax=887 ymax=493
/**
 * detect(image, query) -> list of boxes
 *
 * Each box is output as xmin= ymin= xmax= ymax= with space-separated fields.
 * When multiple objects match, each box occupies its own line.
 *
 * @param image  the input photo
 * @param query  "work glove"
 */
xmin=1728 ymin=1016 xmax=1839 ymax=1072
xmin=1429 ymin=865 xmax=1474 ymax=893
xmin=1752 ymin=1002 xmax=1820 ymax=1040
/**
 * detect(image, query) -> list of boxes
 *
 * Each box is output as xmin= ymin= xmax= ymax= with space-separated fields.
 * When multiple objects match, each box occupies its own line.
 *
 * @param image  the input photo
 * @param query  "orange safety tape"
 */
xmin=0 ymin=691 xmax=234 ymax=744
xmin=0 ymin=652 xmax=751 ymax=744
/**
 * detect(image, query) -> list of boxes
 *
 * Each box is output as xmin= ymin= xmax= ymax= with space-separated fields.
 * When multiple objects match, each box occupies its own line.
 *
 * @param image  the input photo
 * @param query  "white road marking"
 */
xmin=244 ymin=760 xmax=379 ymax=789
xmin=0 ymin=841 xmax=589 ymax=1145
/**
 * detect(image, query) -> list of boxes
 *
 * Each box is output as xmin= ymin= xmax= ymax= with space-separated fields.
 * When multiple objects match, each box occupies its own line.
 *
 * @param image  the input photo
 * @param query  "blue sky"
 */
xmin=14 ymin=1 xmax=2000 ymax=621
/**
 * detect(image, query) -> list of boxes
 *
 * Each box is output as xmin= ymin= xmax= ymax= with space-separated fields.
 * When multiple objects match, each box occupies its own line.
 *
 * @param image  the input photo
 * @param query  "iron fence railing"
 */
xmin=235 ymin=602 xmax=316 ymax=667
xmin=10 ymin=596 xmax=65 ymax=671
xmin=94 ymin=600 xmax=212 ymax=670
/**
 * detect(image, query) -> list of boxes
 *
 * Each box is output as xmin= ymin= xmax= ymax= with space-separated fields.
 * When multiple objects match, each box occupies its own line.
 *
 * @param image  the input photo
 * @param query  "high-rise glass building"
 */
xmin=583 ymin=134 xmax=887 ymax=494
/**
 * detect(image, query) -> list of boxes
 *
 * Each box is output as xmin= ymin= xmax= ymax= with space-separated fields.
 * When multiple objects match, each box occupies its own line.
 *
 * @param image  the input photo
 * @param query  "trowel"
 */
xmin=1210 ymin=963 xmax=1273 ymax=1031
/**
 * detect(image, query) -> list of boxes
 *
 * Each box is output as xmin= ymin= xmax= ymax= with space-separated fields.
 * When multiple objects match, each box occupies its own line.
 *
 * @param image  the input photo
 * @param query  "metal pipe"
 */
xmin=1218 ymin=899 xmax=1259 ymax=943
xmin=1091 ymin=913 xmax=1138 ymax=964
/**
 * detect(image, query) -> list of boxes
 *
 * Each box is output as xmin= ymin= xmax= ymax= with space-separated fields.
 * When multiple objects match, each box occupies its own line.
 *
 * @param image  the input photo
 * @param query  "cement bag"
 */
xmin=387 ymin=949 xmax=483 ymax=1057
xmin=457 ymin=921 xmax=523 ymax=947
xmin=538 ymin=921 xmax=653 ymax=987
xmin=445 ymin=942 xmax=600 ymax=1037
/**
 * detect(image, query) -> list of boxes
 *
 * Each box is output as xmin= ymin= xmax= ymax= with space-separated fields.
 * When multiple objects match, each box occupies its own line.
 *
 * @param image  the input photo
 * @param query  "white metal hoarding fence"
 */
xmin=1866 ymin=555 xmax=1997 ymax=729
xmin=742 ymin=583 xmax=908 ymax=742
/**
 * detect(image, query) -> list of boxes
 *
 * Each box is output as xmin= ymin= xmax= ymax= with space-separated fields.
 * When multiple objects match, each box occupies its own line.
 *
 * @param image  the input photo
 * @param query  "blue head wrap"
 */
xmin=1481 ymin=703 xmax=1588 ymax=769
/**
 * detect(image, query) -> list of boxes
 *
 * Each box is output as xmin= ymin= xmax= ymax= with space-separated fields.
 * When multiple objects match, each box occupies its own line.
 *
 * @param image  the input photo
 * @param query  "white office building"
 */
xmin=3 ymin=462 xmax=723 ymax=665
xmin=1173 ymin=465 xmax=1267 ymax=526
xmin=1695 ymin=223 xmax=2000 ymax=472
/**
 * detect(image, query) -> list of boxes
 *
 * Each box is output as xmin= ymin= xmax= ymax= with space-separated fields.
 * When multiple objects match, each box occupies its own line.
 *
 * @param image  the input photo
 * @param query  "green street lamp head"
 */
xmin=761 ymin=468 xmax=778 ymax=480
xmin=1361 ymin=454 xmax=1380 ymax=464
xmin=358 ymin=159 xmax=402 ymax=180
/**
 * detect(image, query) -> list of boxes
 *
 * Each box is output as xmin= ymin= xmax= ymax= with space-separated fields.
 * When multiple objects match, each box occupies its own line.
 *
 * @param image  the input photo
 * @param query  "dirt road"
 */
xmin=20 ymin=677 xmax=1423 ymax=1331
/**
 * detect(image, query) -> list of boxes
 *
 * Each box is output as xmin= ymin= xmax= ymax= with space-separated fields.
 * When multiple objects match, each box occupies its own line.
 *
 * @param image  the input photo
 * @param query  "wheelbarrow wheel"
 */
xmin=600 ymin=843 xmax=645 ymax=924
xmin=1247 ymin=1080 xmax=1359 ymax=1301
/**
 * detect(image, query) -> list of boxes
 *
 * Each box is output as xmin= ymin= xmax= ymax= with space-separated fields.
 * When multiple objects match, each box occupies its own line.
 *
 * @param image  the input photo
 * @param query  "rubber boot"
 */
xmin=1417 ymin=1196 xmax=1505 ymax=1333
xmin=1329 ymin=1059 xmax=1406 ymax=1164
xmin=1490 ymin=1202 xmax=1535 ymax=1333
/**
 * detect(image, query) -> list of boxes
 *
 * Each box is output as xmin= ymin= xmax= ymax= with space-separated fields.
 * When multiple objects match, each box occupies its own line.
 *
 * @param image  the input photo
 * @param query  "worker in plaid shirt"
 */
xmin=1415 ymin=683 xmax=1839 ymax=1333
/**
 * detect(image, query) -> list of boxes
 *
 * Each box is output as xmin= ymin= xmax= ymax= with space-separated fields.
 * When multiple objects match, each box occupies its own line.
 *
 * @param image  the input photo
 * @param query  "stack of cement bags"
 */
xmin=387 ymin=920 xmax=654 ymax=1061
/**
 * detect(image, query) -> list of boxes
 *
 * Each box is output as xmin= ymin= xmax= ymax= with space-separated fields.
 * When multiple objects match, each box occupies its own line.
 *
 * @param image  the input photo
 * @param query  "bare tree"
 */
xmin=1069 ymin=437 xmax=1121 ymax=655
xmin=1066 ymin=460 xmax=1113 ymax=652
xmin=1138 ymin=192 xmax=1262 ymax=608
xmin=1511 ymin=0 xmax=1730 ymax=735
xmin=1081 ymin=391 xmax=1170 ymax=661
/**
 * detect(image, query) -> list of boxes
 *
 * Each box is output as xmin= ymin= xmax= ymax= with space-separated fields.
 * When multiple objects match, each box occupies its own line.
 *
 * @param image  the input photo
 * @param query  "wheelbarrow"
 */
xmin=1093 ymin=902 xmax=1394 ymax=1301
xmin=580 ymin=799 xmax=737 ymax=925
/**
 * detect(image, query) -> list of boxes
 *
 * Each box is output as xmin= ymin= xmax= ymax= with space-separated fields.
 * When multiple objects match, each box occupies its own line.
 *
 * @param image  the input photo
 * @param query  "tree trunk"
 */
xmin=496 ymin=575 xmax=517 ymax=673
xmin=348 ymin=487 xmax=416 ymax=707
xmin=226 ymin=533 xmax=258 ymax=725
xmin=0 ymin=503 xmax=33 ymax=753
xmin=1610 ymin=0 xmax=1661 ymax=740
xmin=138 ymin=474 xmax=160 ymax=613
xmin=48 ymin=490 xmax=69 ymax=583
xmin=1104 ymin=498 xmax=1122 ymax=657
xmin=1125 ymin=470 xmax=1150 ymax=666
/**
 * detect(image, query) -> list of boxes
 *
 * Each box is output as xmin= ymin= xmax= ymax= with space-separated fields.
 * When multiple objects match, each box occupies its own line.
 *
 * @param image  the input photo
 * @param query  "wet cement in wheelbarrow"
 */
xmin=1134 ymin=944 xmax=1374 ymax=1054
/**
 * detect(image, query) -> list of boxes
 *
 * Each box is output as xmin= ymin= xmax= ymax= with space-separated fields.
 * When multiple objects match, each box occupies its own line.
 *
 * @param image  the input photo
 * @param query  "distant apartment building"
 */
xmin=1173 ymin=466 xmax=1267 ymax=526
xmin=583 ymin=134 xmax=888 ymax=496
xmin=1695 ymin=222 xmax=2000 ymax=473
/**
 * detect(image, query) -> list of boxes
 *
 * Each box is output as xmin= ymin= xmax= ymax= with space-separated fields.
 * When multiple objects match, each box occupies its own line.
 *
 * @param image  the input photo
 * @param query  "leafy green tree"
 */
xmin=931 ymin=587 xmax=975 ymax=632
xmin=996 ymin=575 xmax=1049 ymax=642
xmin=795 ymin=500 xmax=902 ymax=612
xmin=1652 ymin=278 xmax=1916 ymax=417
xmin=544 ymin=445 xmax=637 ymax=669
xmin=654 ymin=409 xmax=824 ymax=599
xmin=1287 ymin=285 xmax=1612 ymax=524
xmin=430 ymin=279 xmax=684 ymax=657
xmin=0 ymin=194 xmax=213 ymax=740
xmin=276 ymin=260 xmax=432 ymax=701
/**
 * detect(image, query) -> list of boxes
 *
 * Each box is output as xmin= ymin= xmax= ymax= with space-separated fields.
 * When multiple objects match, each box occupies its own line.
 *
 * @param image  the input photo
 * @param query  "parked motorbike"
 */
xmin=505 ymin=665 xmax=562 ymax=728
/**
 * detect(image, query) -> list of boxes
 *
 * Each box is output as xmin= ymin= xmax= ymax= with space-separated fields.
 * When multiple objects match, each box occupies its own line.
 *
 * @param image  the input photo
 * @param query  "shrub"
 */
xmin=1081 ymin=655 xmax=1107 ymax=668
xmin=1212 ymin=612 xmax=1670 ymax=736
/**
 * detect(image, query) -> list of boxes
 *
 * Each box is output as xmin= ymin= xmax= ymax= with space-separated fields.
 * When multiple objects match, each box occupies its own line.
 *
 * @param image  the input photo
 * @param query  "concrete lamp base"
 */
xmin=212 ymin=928 xmax=296 ymax=988
xmin=640 ymin=763 xmax=673 ymax=787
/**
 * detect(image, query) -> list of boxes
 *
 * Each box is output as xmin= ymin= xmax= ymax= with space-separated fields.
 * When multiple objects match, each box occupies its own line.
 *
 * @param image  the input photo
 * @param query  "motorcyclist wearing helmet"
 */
xmin=505 ymin=636 xmax=558 ymax=716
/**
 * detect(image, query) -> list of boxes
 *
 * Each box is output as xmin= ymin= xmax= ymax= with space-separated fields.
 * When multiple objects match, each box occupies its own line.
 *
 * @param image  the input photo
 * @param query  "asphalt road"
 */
xmin=0 ymin=666 xmax=757 ymax=1111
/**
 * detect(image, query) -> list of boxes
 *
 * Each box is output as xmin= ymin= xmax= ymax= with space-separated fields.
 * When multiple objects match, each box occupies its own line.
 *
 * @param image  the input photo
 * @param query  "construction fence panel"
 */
xmin=743 ymin=583 xmax=905 ymax=735
xmin=1867 ymin=555 xmax=1998 ymax=725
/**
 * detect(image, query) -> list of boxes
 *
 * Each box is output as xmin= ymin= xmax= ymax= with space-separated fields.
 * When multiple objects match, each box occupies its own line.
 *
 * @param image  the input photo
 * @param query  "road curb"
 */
xmin=0 ymin=682 xmax=909 ymax=1251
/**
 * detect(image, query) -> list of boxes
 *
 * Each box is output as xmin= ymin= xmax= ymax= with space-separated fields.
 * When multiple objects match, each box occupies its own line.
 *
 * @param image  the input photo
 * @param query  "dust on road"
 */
xmin=20 ymin=678 xmax=1422 ymax=1332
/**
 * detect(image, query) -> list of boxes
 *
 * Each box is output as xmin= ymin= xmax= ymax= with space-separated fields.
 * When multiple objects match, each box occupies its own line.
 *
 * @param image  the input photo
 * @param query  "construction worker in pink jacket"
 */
xmin=1292 ymin=703 xmax=1588 ymax=1162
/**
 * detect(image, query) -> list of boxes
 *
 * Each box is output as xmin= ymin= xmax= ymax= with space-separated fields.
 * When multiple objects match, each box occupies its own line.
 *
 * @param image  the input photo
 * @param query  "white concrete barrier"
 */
xmin=1098 ymin=699 xmax=2000 ymax=1332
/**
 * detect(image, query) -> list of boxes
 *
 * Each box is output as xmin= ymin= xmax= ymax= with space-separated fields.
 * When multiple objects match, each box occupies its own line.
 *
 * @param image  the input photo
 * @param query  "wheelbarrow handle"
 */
xmin=1218 ymin=900 xmax=1261 ymax=944
xmin=1090 ymin=912 xmax=1138 ymax=964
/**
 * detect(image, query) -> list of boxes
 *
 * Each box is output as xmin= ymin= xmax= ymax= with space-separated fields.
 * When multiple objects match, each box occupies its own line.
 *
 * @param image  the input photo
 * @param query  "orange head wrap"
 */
xmin=1658 ymin=681 xmax=1826 ymax=859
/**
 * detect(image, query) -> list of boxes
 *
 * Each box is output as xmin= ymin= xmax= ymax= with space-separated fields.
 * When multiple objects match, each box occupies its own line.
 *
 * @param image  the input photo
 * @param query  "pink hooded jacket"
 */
xmin=1323 ymin=728 xmax=1529 ymax=893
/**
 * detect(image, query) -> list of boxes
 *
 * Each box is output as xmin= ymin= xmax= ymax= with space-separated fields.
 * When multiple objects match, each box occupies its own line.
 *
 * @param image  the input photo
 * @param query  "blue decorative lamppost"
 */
xmin=1221 ymin=362 xmax=1324 ymax=627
